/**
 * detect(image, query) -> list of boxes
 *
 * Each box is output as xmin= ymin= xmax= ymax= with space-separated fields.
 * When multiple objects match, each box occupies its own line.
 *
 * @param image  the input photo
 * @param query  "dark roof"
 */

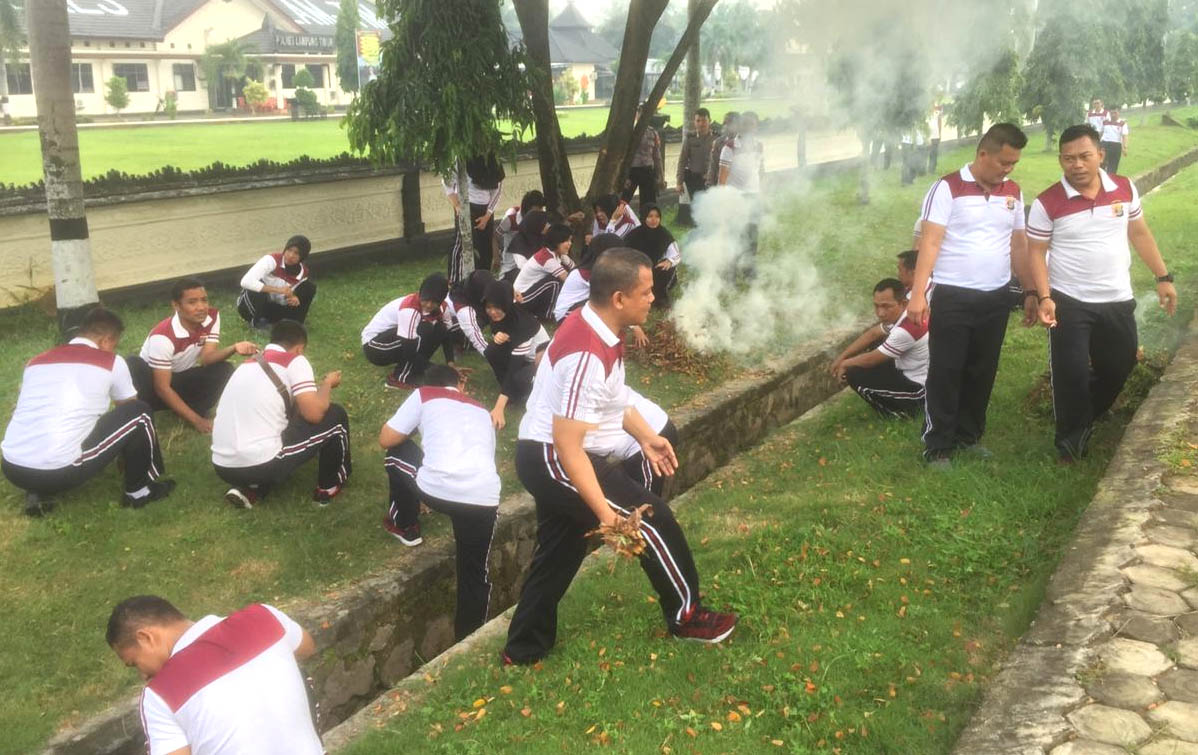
xmin=508 ymin=3 xmax=617 ymax=65
xmin=550 ymin=2 xmax=592 ymax=29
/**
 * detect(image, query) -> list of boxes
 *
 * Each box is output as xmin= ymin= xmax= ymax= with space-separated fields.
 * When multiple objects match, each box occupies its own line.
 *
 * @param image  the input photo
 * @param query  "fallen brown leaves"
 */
xmin=631 ymin=319 xmax=729 ymax=379
xmin=587 ymin=505 xmax=651 ymax=569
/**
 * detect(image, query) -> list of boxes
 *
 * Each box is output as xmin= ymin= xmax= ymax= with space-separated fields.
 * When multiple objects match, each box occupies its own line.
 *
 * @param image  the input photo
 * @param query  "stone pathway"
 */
xmin=954 ymin=331 xmax=1198 ymax=754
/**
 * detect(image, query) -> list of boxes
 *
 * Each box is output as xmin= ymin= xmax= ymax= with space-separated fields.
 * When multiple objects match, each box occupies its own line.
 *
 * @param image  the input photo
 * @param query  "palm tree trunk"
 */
xmin=27 ymin=0 xmax=98 ymax=334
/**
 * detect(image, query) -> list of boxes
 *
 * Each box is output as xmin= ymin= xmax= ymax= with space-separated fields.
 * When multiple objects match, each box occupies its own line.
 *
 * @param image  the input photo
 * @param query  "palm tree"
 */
xmin=199 ymin=39 xmax=251 ymax=109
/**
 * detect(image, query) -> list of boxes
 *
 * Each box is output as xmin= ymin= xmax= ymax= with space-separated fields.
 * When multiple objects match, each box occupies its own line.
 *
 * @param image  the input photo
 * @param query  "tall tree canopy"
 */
xmin=335 ymin=0 xmax=361 ymax=92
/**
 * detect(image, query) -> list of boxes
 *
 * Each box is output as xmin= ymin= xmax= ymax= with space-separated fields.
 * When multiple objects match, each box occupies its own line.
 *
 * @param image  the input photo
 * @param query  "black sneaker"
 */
xmin=122 ymin=478 xmax=176 ymax=509
xmin=23 ymin=492 xmax=54 ymax=518
xmin=671 ymin=606 xmax=738 ymax=644
xmin=225 ymin=487 xmax=259 ymax=510
xmin=252 ymin=317 xmax=272 ymax=331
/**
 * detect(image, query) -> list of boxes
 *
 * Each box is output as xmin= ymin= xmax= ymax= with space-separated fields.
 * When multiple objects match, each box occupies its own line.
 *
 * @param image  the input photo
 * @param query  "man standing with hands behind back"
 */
xmin=906 ymin=123 xmax=1030 ymax=467
xmin=1025 ymin=124 xmax=1175 ymax=463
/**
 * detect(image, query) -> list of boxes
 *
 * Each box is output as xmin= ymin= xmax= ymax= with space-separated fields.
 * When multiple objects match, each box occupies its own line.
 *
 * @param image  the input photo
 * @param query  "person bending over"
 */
xmin=514 ymin=223 xmax=575 ymax=321
xmin=482 ymin=279 xmax=550 ymax=430
xmin=127 ymin=277 xmax=257 ymax=434
xmin=2 ymin=307 xmax=173 ymax=516
xmin=212 ymin=319 xmax=351 ymax=507
xmin=444 ymin=269 xmax=494 ymax=362
xmin=380 ymin=364 xmax=502 ymax=640
xmin=831 ymin=279 xmax=928 ymax=418
xmin=107 ymin=595 xmax=322 ymax=755
xmin=360 ymin=273 xmax=453 ymax=390
xmin=237 ymin=234 xmax=317 ymax=329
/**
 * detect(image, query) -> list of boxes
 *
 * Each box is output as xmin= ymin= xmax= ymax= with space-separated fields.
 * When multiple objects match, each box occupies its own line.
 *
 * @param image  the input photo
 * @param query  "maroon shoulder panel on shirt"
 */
xmin=532 ymin=248 xmax=553 ymax=265
xmin=418 ymin=386 xmax=485 ymax=409
xmin=147 ymin=604 xmax=284 ymax=713
xmin=547 ymin=309 xmax=623 ymax=377
xmin=898 ymin=317 xmax=928 ymax=340
xmin=260 ymin=349 xmax=298 ymax=368
xmin=269 ymin=253 xmax=307 ymax=285
xmin=943 ymin=171 xmax=1020 ymax=199
xmin=27 ymin=343 xmax=116 ymax=370
xmin=1036 ymin=178 xmax=1134 ymax=222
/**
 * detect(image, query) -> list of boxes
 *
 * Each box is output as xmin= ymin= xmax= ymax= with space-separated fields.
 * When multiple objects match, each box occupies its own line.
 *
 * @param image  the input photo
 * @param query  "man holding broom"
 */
xmin=503 ymin=247 xmax=738 ymax=666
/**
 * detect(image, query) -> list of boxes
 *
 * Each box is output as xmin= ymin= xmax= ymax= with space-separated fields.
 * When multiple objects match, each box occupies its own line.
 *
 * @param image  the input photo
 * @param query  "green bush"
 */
xmin=292 ymin=67 xmax=316 ymax=89
xmin=243 ymin=80 xmax=269 ymax=114
xmin=163 ymin=90 xmax=178 ymax=120
xmin=104 ymin=76 xmax=129 ymax=115
xmin=294 ymin=87 xmax=320 ymax=116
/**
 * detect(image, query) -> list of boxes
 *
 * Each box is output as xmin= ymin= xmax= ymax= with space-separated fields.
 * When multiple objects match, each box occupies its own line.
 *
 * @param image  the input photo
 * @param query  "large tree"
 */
xmin=1165 ymin=29 xmax=1198 ymax=104
xmin=1118 ymin=0 xmax=1169 ymax=107
xmin=335 ymin=0 xmax=360 ymax=92
xmin=949 ymin=47 xmax=1023 ymax=137
xmin=348 ymin=0 xmax=534 ymax=281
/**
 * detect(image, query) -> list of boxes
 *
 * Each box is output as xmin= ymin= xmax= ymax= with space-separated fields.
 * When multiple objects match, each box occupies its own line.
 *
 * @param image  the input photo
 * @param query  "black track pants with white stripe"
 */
xmin=213 ymin=404 xmax=352 ymax=496
xmin=846 ymin=362 xmax=925 ymax=418
xmin=448 ymin=203 xmax=495 ymax=285
xmin=517 ymin=276 xmax=562 ymax=321
xmin=504 ymin=440 xmax=701 ymax=663
xmin=922 ymin=283 xmax=1010 ymax=458
xmin=385 ymin=439 xmax=499 ymax=640
xmin=361 ymin=322 xmax=449 ymax=384
xmin=126 ymin=357 xmax=235 ymax=418
xmin=236 ymin=280 xmax=317 ymax=325
xmin=1 ymin=400 xmax=163 ymax=496
xmin=1049 ymin=292 xmax=1137 ymax=460
xmin=621 ymin=420 xmax=679 ymax=498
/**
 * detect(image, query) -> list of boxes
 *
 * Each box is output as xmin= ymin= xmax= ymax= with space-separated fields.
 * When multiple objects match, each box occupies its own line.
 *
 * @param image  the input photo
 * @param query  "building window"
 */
xmin=281 ymin=64 xmax=295 ymax=88
xmin=71 ymin=63 xmax=95 ymax=94
xmin=305 ymin=64 xmax=324 ymax=88
xmin=5 ymin=63 xmax=32 ymax=95
xmin=172 ymin=63 xmax=196 ymax=92
xmin=281 ymin=63 xmax=326 ymax=89
xmin=112 ymin=63 xmax=150 ymax=92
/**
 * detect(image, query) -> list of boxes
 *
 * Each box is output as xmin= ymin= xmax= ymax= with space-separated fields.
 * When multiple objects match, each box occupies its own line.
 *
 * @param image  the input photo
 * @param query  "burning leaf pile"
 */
xmin=632 ymin=318 xmax=726 ymax=379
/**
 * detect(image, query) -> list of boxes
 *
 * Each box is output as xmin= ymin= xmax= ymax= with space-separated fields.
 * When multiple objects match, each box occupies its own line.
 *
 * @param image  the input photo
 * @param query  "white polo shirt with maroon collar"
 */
xmin=919 ymin=164 xmax=1025 ymax=291
xmin=1026 ymin=169 xmax=1142 ymax=303
xmin=140 ymin=310 xmax=221 ymax=373
xmin=240 ymin=253 xmax=310 ymax=305
xmin=139 ymin=603 xmax=322 ymax=755
xmin=518 ymin=304 xmax=634 ymax=456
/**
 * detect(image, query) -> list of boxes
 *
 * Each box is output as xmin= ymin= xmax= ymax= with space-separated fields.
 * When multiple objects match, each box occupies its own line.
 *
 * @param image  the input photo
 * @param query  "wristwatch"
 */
xmin=1157 ymin=273 xmax=1174 ymax=283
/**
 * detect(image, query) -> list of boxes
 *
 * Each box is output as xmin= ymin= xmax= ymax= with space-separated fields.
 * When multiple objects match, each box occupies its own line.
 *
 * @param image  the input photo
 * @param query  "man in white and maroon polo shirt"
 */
xmin=1086 ymin=98 xmax=1108 ymax=133
xmin=212 ymin=320 xmax=350 ymax=507
xmin=381 ymin=364 xmax=501 ymax=640
xmin=127 ymin=277 xmax=257 ymax=434
xmin=832 ymin=279 xmax=928 ymax=418
xmin=908 ymin=123 xmax=1030 ymax=465
xmin=107 ymin=595 xmax=322 ymax=755
xmin=361 ymin=273 xmax=455 ymax=390
xmin=503 ymin=247 xmax=737 ymax=665
xmin=1026 ymin=124 xmax=1176 ymax=462
xmin=236 ymin=234 xmax=317 ymax=329
xmin=2 ymin=308 xmax=173 ymax=516
xmin=1100 ymin=108 xmax=1130 ymax=175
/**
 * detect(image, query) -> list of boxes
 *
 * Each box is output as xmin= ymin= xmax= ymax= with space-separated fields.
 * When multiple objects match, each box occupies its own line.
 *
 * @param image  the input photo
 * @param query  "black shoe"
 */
xmin=23 ymin=492 xmax=54 ymax=517
xmin=252 ymin=317 xmax=272 ymax=331
xmin=122 ymin=478 xmax=176 ymax=509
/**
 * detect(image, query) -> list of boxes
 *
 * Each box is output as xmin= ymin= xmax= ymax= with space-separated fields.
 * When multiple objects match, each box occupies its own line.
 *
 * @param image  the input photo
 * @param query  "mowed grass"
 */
xmin=341 ymin=164 xmax=1198 ymax=754
xmin=0 ymin=97 xmax=792 ymax=187
xmin=0 ymin=119 xmax=1195 ymax=753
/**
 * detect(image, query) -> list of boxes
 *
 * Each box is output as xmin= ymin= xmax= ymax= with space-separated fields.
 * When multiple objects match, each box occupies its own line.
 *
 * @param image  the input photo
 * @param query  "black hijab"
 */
xmin=483 ymin=279 xmax=541 ymax=345
xmin=623 ymin=205 xmax=675 ymax=264
xmin=508 ymin=210 xmax=549 ymax=261
xmin=452 ymin=269 xmax=493 ymax=312
xmin=580 ymin=232 xmax=623 ymax=272
xmin=466 ymin=154 xmax=505 ymax=190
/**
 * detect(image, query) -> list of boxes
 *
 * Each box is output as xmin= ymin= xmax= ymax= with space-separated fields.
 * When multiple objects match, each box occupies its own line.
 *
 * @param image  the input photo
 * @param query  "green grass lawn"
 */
xmin=0 ymin=97 xmax=791 ymax=188
xmin=0 ymin=116 xmax=1196 ymax=753
xmin=340 ymin=162 xmax=1198 ymax=755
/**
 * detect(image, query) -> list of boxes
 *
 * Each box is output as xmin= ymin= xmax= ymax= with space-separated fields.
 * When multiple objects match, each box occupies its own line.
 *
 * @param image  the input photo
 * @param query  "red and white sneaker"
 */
xmin=384 ymin=375 xmax=418 ymax=391
xmin=225 ymin=487 xmax=258 ymax=510
xmin=672 ymin=607 xmax=738 ymax=644
xmin=383 ymin=519 xmax=422 ymax=546
xmin=313 ymin=485 xmax=342 ymax=505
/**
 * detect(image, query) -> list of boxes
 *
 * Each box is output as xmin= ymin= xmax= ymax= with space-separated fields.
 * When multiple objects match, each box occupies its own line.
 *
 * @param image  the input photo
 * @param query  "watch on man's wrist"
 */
xmin=1157 ymin=273 xmax=1175 ymax=283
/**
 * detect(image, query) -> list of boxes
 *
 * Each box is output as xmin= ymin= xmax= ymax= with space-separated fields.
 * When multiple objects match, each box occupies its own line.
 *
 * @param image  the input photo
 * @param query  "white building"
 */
xmin=3 ymin=0 xmax=389 ymax=119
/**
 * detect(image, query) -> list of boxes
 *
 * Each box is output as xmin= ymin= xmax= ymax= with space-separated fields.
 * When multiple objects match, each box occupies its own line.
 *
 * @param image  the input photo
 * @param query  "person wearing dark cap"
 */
xmin=236 ymin=235 xmax=317 ymax=329
xmin=624 ymin=204 xmax=682 ymax=309
xmin=588 ymin=194 xmax=640 ymax=244
xmin=513 ymin=224 xmax=576 ymax=321
xmin=481 ymin=279 xmax=550 ymax=429
xmin=360 ymin=273 xmax=454 ymax=390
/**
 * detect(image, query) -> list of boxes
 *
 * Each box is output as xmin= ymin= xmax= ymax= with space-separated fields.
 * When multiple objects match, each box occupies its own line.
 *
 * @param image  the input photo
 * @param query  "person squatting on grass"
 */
xmin=236 ymin=234 xmax=317 ymax=329
xmin=380 ymin=364 xmax=502 ymax=640
xmin=587 ymin=193 xmax=641 ymax=244
xmin=1025 ymin=124 xmax=1177 ymax=463
xmin=482 ymin=279 xmax=550 ymax=431
xmin=624 ymin=204 xmax=682 ymax=310
xmin=513 ymin=223 xmax=576 ymax=321
xmin=1 ymin=307 xmax=174 ymax=517
xmin=126 ymin=277 xmax=258 ymax=435
xmin=503 ymin=247 xmax=738 ymax=666
xmin=495 ymin=191 xmax=547 ymax=282
xmin=830 ymin=278 xmax=929 ymax=419
xmin=907 ymin=123 xmax=1031 ymax=467
xmin=107 ymin=595 xmax=323 ymax=755
xmin=360 ymin=273 xmax=454 ymax=390
xmin=212 ymin=319 xmax=351 ymax=508
xmin=444 ymin=269 xmax=495 ymax=363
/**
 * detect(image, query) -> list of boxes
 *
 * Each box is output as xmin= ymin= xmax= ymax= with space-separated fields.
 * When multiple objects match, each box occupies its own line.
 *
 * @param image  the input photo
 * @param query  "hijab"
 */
xmin=579 ymin=232 xmax=623 ymax=275
xmin=483 ymin=279 xmax=541 ymax=345
xmin=466 ymin=154 xmax=505 ymax=190
xmin=623 ymin=205 xmax=675 ymax=264
xmin=508 ymin=210 xmax=549 ymax=261
xmin=452 ymin=269 xmax=493 ymax=312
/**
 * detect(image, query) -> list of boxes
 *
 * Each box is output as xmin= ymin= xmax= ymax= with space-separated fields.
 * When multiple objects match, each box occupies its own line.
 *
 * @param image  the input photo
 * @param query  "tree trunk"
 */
xmin=584 ymin=0 xmax=670 ymax=202
xmin=27 ymin=0 xmax=98 ymax=335
xmin=676 ymin=0 xmax=704 ymax=225
xmin=608 ymin=0 xmax=719 ymax=199
xmin=452 ymin=160 xmax=475 ymax=284
xmin=513 ymin=0 xmax=580 ymax=216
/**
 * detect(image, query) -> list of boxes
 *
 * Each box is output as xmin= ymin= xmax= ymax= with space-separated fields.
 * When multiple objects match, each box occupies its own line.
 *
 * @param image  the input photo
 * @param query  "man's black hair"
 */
xmin=545 ymin=224 xmax=573 ymax=249
xmin=590 ymin=247 xmax=652 ymax=304
xmin=520 ymin=190 xmax=546 ymax=214
xmin=424 ymin=363 xmax=460 ymax=388
xmin=1059 ymin=124 xmax=1101 ymax=151
xmin=106 ymin=595 xmax=186 ymax=648
xmin=270 ymin=319 xmax=308 ymax=348
xmin=695 ymin=107 xmax=711 ymax=119
xmin=874 ymin=278 xmax=907 ymax=300
xmin=896 ymin=250 xmax=917 ymax=271
xmin=593 ymin=193 xmax=620 ymax=217
xmin=978 ymin=122 xmax=1028 ymax=154
xmin=79 ymin=307 xmax=125 ymax=339
xmin=284 ymin=234 xmax=312 ymax=260
xmin=170 ymin=276 xmax=206 ymax=302
xmin=419 ymin=272 xmax=450 ymax=303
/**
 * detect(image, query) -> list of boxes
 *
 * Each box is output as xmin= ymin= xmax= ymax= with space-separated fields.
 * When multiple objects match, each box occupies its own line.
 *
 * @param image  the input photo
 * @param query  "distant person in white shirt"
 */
xmin=380 ymin=364 xmax=501 ymax=640
xmin=212 ymin=319 xmax=351 ymax=507
xmin=236 ymin=235 xmax=317 ymax=329
xmin=1099 ymin=108 xmax=1130 ymax=175
xmin=107 ymin=595 xmax=322 ymax=755
xmin=1086 ymin=98 xmax=1108 ymax=132
xmin=830 ymin=279 xmax=928 ymax=418
xmin=2 ymin=307 xmax=173 ymax=516
xmin=718 ymin=110 xmax=765 ymax=269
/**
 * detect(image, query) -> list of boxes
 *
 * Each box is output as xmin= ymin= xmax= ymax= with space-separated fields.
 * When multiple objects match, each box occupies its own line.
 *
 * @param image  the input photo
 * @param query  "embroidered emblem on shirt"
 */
xmin=1112 ymin=202 xmax=1124 ymax=217
xmin=1005 ymin=196 xmax=1016 ymax=210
